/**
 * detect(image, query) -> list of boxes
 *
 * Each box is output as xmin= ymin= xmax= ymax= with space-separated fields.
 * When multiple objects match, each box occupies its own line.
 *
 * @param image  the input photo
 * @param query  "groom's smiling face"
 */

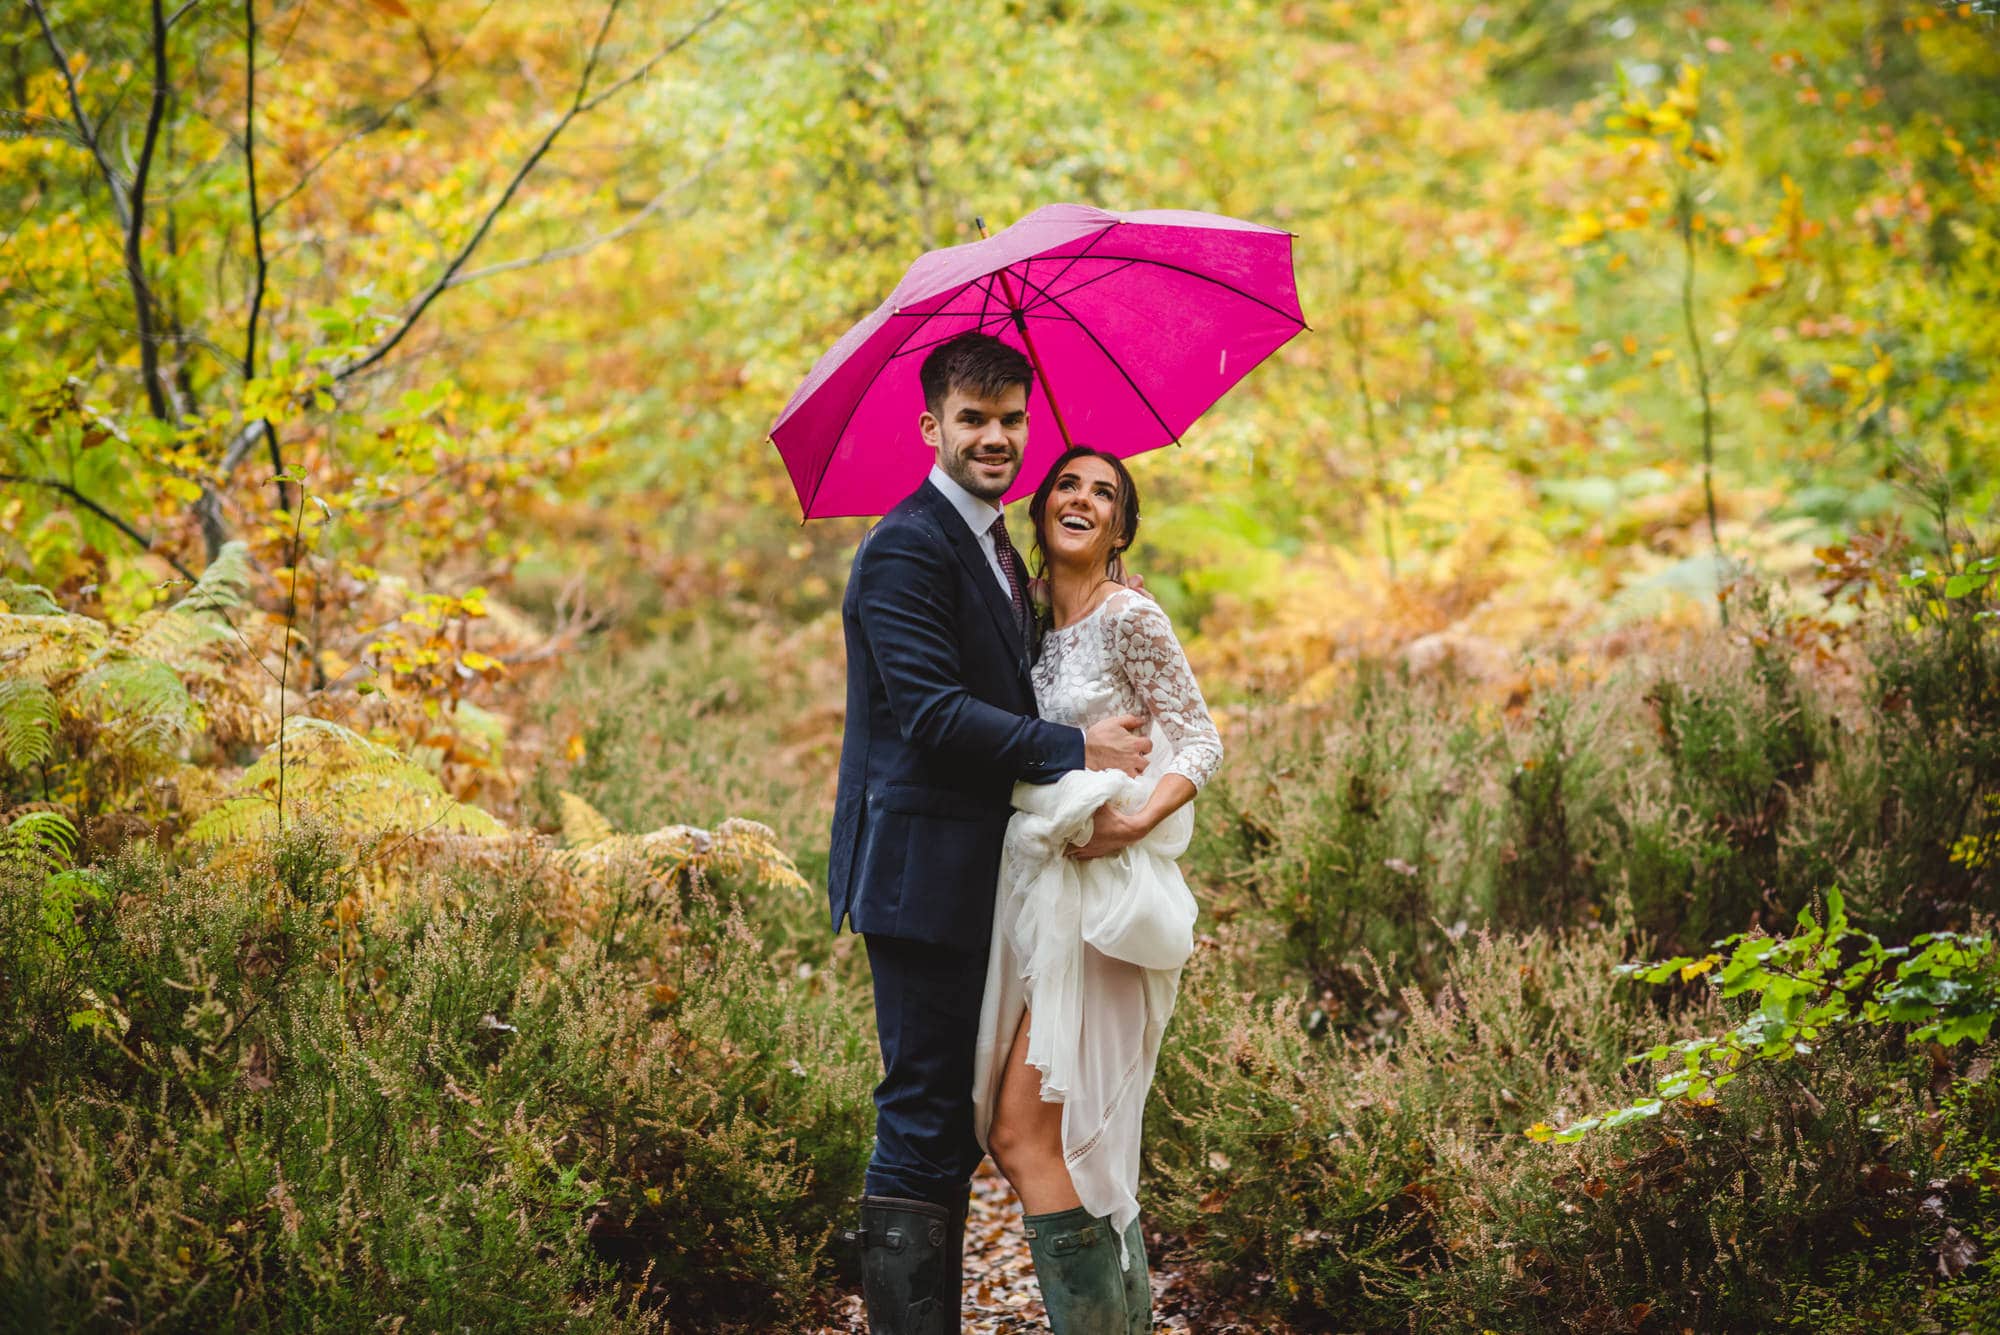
xmin=922 ymin=384 xmax=1029 ymax=503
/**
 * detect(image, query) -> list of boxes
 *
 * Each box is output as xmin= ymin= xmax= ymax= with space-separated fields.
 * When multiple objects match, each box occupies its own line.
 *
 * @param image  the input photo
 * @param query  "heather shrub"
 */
xmin=0 ymin=816 xmax=874 ymax=1332
xmin=1856 ymin=563 xmax=2000 ymax=932
xmin=1147 ymin=924 xmax=1673 ymax=1327
xmin=1196 ymin=668 xmax=1507 ymax=996
xmin=1148 ymin=918 xmax=2000 ymax=1331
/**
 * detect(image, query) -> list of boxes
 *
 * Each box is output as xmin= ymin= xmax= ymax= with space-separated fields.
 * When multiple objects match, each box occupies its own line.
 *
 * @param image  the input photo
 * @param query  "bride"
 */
xmin=971 ymin=445 xmax=1222 ymax=1334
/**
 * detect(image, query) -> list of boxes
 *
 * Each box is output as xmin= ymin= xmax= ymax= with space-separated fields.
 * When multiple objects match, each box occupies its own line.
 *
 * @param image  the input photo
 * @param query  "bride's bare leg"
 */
xmin=986 ymin=1008 xmax=1083 ymax=1215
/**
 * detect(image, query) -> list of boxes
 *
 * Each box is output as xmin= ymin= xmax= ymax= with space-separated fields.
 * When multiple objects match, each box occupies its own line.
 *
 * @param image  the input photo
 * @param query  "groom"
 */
xmin=830 ymin=331 xmax=1151 ymax=1332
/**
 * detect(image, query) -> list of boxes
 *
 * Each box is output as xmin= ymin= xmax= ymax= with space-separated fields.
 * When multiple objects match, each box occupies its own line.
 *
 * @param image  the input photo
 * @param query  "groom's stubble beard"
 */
xmin=937 ymin=442 xmax=1022 ymax=503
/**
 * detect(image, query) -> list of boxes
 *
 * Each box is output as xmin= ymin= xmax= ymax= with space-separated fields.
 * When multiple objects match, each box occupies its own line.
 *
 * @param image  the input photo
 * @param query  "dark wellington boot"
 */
xmin=1022 ymin=1205 xmax=1128 ymax=1334
xmin=1118 ymin=1215 xmax=1151 ymax=1333
xmin=843 ymin=1195 xmax=953 ymax=1335
xmin=939 ymin=1190 xmax=970 ymax=1329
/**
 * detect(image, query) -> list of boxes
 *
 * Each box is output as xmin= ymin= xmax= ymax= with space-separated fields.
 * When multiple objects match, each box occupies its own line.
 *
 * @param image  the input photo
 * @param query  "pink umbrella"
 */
xmin=770 ymin=203 xmax=1307 ymax=520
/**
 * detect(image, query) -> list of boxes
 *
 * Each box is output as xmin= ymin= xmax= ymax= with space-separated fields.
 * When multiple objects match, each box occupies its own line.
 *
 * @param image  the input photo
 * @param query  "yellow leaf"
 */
xmin=1680 ymin=954 xmax=1722 ymax=982
xmin=1525 ymin=1122 xmax=1554 ymax=1143
xmin=460 ymin=649 xmax=503 ymax=673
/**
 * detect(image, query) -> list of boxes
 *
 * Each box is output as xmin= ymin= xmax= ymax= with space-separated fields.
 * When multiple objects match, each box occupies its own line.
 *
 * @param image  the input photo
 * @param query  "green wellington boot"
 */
xmin=844 ymin=1195 xmax=954 ymax=1335
xmin=1022 ymin=1205 xmax=1130 ymax=1334
xmin=1118 ymin=1215 xmax=1151 ymax=1334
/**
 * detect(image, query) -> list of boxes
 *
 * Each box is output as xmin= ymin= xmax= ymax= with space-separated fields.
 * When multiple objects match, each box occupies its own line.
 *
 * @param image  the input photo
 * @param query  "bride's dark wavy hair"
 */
xmin=1027 ymin=445 xmax=1141 ymax=592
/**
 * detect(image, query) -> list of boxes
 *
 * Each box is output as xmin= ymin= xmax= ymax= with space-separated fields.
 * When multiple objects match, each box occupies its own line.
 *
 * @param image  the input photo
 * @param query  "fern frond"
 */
xmin=0 ymin=611 xmax=106 ymax=681
xmin=70 ymin=657 xmax=200 ymax=751
xmin=0 ymin=579 xmax=64 ymax=615
xmin=709 ymin=817 xmax=810 ymax=892
xmin=0 ymin=678 xmax=59 ymax=771
xmin=556 ymin=815 xmax=807 ymax=895
xmin=123 ymin=541 xmax=254 ymax=667
xmin=186 ymin=716 xmax=504 ymax=845
xmin=559 ymin=790 xmax=616 ymax=847
xmin=0 ymin=809 xmax=78 ymax=876
xmin=185 ymin=795 xmax=276 ymax=845
xmin=177 ymin=541 xmax=253 ymax=615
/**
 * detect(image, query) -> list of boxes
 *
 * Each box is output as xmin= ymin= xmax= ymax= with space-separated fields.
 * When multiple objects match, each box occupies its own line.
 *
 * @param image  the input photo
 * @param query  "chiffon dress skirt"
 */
xmin=970 ymin=762 xmax=1199 ymax=1270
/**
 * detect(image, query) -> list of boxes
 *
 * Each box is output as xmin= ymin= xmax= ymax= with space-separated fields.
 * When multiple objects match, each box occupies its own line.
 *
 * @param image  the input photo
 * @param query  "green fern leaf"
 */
xmin=0 ymin=679 xmax=59 ymax=770
xmin=70 ymin=657 xmax=200 ymax=747
xmin=0 ymin=809 xmax=78 ymax=876
xmin=177 ymin=541 xmax=253 ymax=615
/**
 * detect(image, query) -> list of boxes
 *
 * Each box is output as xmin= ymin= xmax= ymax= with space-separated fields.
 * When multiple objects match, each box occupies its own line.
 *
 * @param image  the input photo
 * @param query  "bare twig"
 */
xmin=26 ymin=0 xmax=133 ymax=230
xmin=1677 ymin=177 xmax=1724 ymax=618
xmin=127 ymin=0 xmax=174 ymax=421
xmin=257 ymin=0 xmax=500 ymax=222
xmin=334 ymin=0 xmax=732 ymax=384
xmin=240 ymin=0 xmax=287 ymax=515
xmin=440 ymin=171 xmax=698 ymax=290
xmin=0 ymin=472 xmax=196 ymax=580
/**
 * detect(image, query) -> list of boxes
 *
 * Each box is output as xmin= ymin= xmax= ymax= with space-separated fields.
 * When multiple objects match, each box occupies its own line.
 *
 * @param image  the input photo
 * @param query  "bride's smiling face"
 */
xmin=1042 ymin=455 xmax=1124 ymax=569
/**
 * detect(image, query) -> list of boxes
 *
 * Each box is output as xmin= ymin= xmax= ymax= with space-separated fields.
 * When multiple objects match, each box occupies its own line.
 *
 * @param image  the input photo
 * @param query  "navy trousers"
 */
xmin=862 ymin=933 xmax=989 ymax=1207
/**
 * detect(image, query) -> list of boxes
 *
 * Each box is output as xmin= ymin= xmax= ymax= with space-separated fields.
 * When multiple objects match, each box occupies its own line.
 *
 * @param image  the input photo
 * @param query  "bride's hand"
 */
xmin=1067 ymin=805 xmax=1148 ymax=861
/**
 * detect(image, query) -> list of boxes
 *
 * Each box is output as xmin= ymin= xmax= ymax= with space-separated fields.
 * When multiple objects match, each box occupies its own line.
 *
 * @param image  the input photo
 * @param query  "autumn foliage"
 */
xmin=4 ymin=0 xmax=2000 ymax=1329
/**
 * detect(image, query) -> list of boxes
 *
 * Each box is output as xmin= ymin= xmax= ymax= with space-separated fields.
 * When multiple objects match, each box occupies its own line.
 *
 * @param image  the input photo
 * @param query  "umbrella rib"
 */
xmin=885 ymin=307 xmax=1025 ymax=363
xmin=975 ymin=271 xmax=998 ymax=328
xmin=1059 ymin=253 xmax=1307 ymax=327
xmin=1019 ymin=258 xmax=1139 ymax=314
xmin=1004 ymin=267 xmax=1180 ymax=448
xmin=1021 ymin=224 xmax=1113 ymax=310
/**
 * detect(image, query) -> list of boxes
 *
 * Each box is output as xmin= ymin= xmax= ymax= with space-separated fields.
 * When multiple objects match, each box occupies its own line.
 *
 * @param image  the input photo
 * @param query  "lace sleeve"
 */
xmin=1104 ymin=590 xmax=1223 ymax=790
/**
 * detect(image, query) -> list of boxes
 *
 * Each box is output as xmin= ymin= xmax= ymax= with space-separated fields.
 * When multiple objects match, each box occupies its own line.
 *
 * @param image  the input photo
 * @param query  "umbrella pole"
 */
xmin=977 ymin=217 xmax=1073 ymax=448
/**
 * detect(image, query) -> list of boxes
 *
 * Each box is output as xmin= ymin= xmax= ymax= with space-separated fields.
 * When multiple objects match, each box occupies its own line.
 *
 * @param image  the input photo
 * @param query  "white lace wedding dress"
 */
xmin=971 ymin=587 xmax=1222 ymax=1268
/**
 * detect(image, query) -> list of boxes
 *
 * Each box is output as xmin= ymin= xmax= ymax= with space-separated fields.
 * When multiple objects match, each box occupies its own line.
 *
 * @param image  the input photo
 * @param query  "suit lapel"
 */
xmin=918 ymin=481 xmax=1031 ymax=683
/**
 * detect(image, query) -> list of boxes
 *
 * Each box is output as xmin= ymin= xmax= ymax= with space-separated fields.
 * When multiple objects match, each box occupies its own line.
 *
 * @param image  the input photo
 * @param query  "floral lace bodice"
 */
xmin=1033 ymin=587 xmax=1223 ymax=790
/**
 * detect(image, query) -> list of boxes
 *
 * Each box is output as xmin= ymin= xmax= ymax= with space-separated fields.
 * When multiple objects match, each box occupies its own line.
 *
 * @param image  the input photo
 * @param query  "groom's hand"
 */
xmin=1084 ymin=715 xmax=1151 ymax=776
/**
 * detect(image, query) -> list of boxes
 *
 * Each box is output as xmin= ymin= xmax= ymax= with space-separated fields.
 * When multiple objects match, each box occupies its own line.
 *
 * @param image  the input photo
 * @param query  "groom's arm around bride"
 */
xmin=827 ymin=480 xmax=1151 ymax=954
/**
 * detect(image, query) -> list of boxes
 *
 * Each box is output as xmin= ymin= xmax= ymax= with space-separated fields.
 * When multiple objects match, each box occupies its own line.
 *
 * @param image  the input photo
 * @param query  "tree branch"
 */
xmin=27 ymin=0 xmax=132 ymax=230
xmin=333 ymin=0 xmax=732 ymax=384
xmin=575 ymin=0 xmax=733 ymax=116
xmin=256 ymin=0 xmax=500 ymax=222
xmin=240 ymin=0 xmax=287 ymax=515
xmin=0 ymin=473 xmax=195 ymax=580
xmin=127 ymin=0 xmax=174 ymax=421
xmin=440 ymin=167 xmax=702 ymax=291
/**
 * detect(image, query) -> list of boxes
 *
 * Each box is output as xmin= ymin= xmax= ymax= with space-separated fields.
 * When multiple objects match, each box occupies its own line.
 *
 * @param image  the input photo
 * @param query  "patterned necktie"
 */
xmin=988 ymin=515 xmax=1031 ymax=643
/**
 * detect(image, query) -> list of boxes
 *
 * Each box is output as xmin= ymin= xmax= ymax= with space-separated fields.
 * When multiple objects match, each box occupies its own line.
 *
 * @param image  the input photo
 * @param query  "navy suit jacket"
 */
xmin=829 ymin=480 xmax=1085 ymax=953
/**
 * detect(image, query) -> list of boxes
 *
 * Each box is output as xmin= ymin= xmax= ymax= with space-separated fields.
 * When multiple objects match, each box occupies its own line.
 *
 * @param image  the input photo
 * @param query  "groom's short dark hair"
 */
xmin=920 ymin=332 xmax=1033 ymax=420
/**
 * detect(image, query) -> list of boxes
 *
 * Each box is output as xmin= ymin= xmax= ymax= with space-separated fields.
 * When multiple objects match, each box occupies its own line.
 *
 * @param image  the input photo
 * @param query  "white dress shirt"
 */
xmin=928 ymin=464 xmax=1016 ymax=603
xmin=926 ymin=464 xmax=1090 ymax=762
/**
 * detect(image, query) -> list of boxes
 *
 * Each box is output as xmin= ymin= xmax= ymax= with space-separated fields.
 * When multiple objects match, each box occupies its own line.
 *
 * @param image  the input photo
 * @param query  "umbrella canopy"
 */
xmin=770 ymin=204 xmax=1306 ymax=520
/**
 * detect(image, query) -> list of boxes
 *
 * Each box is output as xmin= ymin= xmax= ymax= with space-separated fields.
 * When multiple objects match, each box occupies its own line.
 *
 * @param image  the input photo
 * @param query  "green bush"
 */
xmin=0 ymin=819 xmax=875 ymax=1332
xmin=1148 ymin=918 xmax=2000 ymax=1331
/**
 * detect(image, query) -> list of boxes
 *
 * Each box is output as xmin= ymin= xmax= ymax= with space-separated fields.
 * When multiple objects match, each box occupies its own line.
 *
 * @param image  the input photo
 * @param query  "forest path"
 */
xmin=812 ymin=1159 xmax=1285 ymax=1333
